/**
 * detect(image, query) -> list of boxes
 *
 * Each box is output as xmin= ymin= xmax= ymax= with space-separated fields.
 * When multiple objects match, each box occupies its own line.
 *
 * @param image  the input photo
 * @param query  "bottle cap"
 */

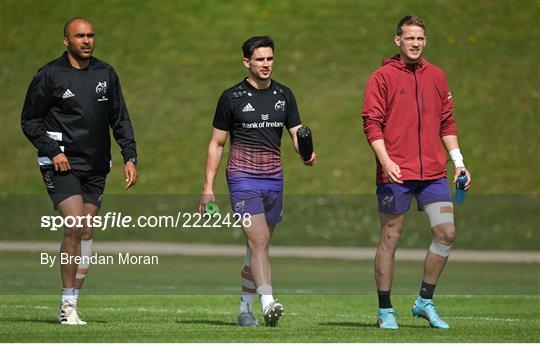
xmin=205 ymin=201 xmax=220 ymax=215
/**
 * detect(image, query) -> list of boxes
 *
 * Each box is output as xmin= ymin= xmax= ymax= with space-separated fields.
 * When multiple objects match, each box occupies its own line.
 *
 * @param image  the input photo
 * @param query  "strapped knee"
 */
xmin=429 ymin=238 xmax=452 ymax=257
xmin=424 ymin=202 xmax=454 ymax=228
xmin=424 ymin=202 xmax=454 ymax=257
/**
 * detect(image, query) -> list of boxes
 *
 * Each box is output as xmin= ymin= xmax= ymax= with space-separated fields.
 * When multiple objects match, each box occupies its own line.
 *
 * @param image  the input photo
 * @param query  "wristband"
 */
xmin=449 ymin=148 xmax=464 ymax=168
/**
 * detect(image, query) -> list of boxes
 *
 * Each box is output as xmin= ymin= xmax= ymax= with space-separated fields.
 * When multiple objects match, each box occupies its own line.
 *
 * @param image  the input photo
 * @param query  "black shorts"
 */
xmin=40 ymin=166 xmax=106 ymax=210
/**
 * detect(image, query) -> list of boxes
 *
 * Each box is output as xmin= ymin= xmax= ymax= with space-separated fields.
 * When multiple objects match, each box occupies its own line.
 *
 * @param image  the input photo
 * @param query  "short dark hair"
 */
xmin=396 ymin=15 xmax=426 ymax=36
xmin=63 ymin=17 xmax=91 ymax=37
xmin=242 ymin=36 xmax=274 ymax=59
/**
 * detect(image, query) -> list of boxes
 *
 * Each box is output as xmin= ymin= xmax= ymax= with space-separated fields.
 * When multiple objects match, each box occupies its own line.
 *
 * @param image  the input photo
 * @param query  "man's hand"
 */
xmin=303 ymin=152 xmax=317 ymax=166
xmin=199 ymin=191 xmax=216 ymax=215
xmin=52 ymin=153 xmax=71 ymax=172
xmin=382 ymin=159 xmax=403 ymax=184
xmin=124 ymin=161 xmax=138 ymax=189
xmin=453 ymin=167 xmax=471 ymax=191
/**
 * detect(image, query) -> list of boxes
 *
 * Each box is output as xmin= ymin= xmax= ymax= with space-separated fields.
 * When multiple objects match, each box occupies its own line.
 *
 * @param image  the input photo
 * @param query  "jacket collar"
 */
xmin=383 ymin=54 xmax=428 ymax=72
xmin=61 ymin=51 xmax=94 ymax=70
xmin=242 ymin=78 xmax=273 ymax=92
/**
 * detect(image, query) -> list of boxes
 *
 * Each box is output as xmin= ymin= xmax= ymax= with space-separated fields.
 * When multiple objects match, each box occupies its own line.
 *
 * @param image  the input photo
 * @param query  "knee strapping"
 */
xmin=424 ymin=202 xmax=454 ymax=227
xmin=76 ymin=239 xmax=93 ymax=279
xmin=429 ymin=238 xmax=452 ymax=257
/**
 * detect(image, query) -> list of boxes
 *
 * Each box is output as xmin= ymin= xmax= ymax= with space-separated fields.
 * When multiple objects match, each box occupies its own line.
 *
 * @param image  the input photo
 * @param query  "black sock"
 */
xmin=377 ymin=290 xmax=392 ymax=309
xmin=419 ymin=281 xmax=436 ymax=299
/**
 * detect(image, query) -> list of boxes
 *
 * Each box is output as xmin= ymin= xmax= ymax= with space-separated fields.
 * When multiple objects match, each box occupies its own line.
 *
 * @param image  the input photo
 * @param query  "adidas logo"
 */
xmin=242 ymin=103 xmax=255 ymax=112
xmin=62 ymin=89 xmax=75 ymax=99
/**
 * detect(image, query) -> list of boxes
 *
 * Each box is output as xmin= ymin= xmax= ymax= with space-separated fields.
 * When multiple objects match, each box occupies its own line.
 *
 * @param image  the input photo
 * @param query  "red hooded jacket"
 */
xmin=362 ymin=55 xmax=457 ymax=184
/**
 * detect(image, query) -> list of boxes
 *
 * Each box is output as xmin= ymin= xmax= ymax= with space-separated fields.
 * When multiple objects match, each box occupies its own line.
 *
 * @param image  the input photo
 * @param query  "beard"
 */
xmin=67 ymin=45 xmax=92 ymax=61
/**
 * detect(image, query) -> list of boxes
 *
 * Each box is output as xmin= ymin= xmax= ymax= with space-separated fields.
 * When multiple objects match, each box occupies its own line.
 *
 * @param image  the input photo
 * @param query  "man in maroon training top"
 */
xmin=361 ymin=15 xmax=472 ymax=330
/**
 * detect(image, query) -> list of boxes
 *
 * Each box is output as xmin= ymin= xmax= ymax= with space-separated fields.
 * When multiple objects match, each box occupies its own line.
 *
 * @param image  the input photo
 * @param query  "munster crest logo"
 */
xmin=95 ymin=81 xmax=107 ymax=95
xmin=274 ymin=100 xmax=286 ymax=111
xmin=96 ymin=81 xmax=109 ymax=102
xmin=381 ymin=195 xmax=394 ymax=208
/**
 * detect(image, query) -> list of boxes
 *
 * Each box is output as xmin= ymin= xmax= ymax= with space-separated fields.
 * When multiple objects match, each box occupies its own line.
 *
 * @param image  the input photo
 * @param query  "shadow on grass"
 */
xmin=3 ymin=318 xmax=108 ymax=324
xmin=175 ymin=319 xmax=236 ymax=326
xmin=319 ymin=321 xmax=426 ymax=329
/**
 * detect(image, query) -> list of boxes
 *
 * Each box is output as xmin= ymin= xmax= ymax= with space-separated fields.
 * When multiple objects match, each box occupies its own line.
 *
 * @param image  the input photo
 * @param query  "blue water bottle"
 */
xmin=454 ymin=170 xmax=467 ymax=204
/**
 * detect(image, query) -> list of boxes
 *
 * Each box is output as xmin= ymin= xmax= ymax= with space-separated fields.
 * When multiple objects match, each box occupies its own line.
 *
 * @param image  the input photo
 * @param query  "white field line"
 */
xmin=3 ymin=305 xmax=531 ymax=323
xmin=446 ymin=316 xmax=528 ymax=322
xmin=1 ymin=241 xmax=539 ymax=263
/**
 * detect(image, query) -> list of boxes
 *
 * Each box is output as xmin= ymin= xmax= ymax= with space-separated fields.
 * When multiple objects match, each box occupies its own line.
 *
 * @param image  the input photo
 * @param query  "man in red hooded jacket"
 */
xmin=361 ymin=15 xmax=471 ymax=330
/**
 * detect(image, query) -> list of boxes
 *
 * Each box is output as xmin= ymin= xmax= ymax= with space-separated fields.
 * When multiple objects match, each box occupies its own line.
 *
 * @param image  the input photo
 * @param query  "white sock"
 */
xmin=61 ymin=287 xmax=76 ymax=306
xmin=241 ymin=293 xmax=255 ymax=304
xmin=239 ymin=298 xmax=253 ymax=313
xmin=240 ymin=291 xmax=256 ymax=312
xmin=73 ymin=288 xmax=80 ymax=306
xmin=257 ymin=284 xmax=274 ymax=312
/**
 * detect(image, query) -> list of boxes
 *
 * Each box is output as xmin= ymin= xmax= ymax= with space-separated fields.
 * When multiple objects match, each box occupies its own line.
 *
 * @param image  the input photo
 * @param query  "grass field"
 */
xmin=2 ymin=295 xmax=539 ymax=342
xmin=1 ymin=253 xmax=539 ymax=342
xmin=1 ymin=1 xmax=539 ymax=195
xmin=2 ymin=252 xmax=539 ymax=295
xmin=1 ymin=1 xmax=539 ymax=342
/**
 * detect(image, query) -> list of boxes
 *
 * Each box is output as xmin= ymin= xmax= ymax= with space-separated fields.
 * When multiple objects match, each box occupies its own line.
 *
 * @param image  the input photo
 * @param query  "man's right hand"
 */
xmin=382 ymin=159 xmax=403 ymax=184
xmin=199 ymin=191 xmax=216 ymax=215
xmin=302 ymin=152 xmax=317 ymax=166
xmin=52 ymin=153 xmax=71 ymax=172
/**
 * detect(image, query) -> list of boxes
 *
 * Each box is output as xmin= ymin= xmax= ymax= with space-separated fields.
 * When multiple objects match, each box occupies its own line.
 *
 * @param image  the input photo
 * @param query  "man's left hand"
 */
xmin=124 ymin=161 xmax=138 ymax=189
xmin=453 ymin=167 xmax=471 ymax=190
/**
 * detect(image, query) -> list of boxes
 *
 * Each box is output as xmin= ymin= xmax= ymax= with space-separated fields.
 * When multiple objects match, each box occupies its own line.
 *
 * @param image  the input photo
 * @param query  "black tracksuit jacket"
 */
xmin=21 ymin=52 xmax=137 ymax=174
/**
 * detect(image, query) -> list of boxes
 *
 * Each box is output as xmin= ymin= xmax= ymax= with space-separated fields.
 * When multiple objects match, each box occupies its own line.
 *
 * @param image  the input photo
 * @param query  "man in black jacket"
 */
xmin=21 ymin=17 xmax=138 ymax=325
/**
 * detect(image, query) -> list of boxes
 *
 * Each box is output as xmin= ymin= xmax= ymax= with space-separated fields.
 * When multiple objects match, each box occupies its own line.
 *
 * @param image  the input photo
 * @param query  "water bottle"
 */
xmin=205 ymin=201 xmax=220 ymax=215
xmin=454 ymin=170 xmax=467 ymax=204
xmin=297 ymin=126 xmax=313 ymax=161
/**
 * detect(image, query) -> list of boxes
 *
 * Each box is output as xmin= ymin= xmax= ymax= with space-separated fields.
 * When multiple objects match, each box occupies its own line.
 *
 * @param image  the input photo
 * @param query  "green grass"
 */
xmin=1 ymin=1 xmax=539 ymax=195
xmin=1 ymin=251 xmax=539 ymax=341
xmin=1 ymin=295 xmax=539 ymax=342
xmin=2 ymin=252 xmax=539 ymax=295
xmin=1 ymin=2 xmax=538 ymax=340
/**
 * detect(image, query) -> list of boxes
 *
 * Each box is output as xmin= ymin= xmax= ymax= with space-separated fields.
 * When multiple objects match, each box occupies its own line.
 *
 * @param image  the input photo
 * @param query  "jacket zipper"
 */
xmin=413 ymin=67 xmax=423 ymax=179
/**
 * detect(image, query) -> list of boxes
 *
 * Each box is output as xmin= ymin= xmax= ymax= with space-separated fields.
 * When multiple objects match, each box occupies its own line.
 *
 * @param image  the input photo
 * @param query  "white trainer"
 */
xmin=58 ymin=304 xmax=86 ymax=325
